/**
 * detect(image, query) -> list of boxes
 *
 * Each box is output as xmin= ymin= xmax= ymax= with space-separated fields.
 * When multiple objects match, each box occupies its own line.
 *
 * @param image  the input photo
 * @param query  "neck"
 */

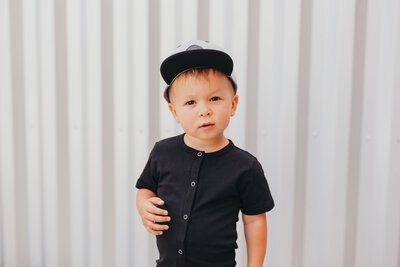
xmin=183 ymin=134 xmax=229 ymax=153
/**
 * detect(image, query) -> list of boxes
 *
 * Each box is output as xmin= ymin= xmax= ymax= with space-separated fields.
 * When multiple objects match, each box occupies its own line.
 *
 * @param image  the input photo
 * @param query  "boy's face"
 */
xmin=168 ymin=70 xmax=238 ymax=145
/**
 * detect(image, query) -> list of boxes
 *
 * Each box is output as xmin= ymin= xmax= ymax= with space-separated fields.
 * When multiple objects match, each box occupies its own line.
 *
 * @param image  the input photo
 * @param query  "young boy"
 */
xmin=136 ymin=40 xmax=274 ymax=267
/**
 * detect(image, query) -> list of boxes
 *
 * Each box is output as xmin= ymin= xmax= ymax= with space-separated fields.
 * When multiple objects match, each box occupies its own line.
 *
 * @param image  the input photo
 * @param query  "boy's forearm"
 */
xmin=136 ymin=188 xmax=157 ymax=210
xmin=243 ymin=213 xmax=267 ymax=267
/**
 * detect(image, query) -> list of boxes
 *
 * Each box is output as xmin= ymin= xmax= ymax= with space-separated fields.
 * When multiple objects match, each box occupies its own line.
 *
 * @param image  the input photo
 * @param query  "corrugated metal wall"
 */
xmin=0 ymin=0 xmax=399 ymax=266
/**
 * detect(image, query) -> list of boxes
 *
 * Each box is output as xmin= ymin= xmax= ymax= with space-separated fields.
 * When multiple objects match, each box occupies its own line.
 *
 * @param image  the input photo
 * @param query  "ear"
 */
xmin=230 ymin=94 xmax=239 ymax=117
xmin=168 ymin=103 xmax=181 ymax=123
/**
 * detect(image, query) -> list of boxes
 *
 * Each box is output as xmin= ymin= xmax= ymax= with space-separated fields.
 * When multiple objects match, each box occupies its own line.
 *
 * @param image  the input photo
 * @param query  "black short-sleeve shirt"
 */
xmin=136 ymin=134 xmax=274 ymax=267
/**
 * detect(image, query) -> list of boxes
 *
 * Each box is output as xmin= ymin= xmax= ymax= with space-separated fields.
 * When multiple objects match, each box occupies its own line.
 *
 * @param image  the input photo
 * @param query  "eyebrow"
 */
xmin=182 ymin=91 xmax=221 ymax=99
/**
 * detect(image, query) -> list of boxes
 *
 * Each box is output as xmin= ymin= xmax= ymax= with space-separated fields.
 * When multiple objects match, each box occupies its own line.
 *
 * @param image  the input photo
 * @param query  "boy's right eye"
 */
xmin=185 ymin=100 xmax=195 ymax=105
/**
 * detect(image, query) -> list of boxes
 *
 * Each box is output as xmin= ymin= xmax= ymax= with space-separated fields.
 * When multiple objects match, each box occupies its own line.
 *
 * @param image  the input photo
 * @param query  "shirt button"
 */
xmin=178 ymin=249 xmax=183 ymax=255
xmin=197 ymin=152 xmax=202 ymax=157
xmin=191 ymin=181 xmax=196 ymax=187
xmin=183 ymin=214 xmax=188 ymax=220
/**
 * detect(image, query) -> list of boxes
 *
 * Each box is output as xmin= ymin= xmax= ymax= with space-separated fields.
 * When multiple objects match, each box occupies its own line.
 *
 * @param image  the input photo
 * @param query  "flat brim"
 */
xmin=160 ymin=49 xmax=234 ymax=85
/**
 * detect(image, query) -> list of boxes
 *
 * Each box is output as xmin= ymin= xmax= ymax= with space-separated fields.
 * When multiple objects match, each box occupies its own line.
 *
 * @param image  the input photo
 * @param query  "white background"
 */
xmin=0 ymin=0 xmax=399 ymax=266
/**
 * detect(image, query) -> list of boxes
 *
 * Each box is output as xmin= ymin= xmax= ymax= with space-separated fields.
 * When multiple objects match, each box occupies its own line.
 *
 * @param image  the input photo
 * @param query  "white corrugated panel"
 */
xmin=0 ymin=1 xmax=399 ymax=266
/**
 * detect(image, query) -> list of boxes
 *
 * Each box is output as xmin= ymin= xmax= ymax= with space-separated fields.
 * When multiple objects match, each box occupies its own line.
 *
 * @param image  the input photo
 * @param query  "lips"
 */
xmin=199 ymin=123 xmax=215 ymax=128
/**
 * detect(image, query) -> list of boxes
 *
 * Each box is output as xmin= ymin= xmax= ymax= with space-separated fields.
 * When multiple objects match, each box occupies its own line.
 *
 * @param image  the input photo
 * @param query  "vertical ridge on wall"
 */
xmin=148 ymin=0 xmax=161 ymax=147
xmin=9 ymin=0 xmax=30 ymax=265
xmin=384 ymin=4 xmax=400 ymax=265
xmin=293 ymin=0 xmax=312 ymax=266
xmin=126 ymin=1 xmax=137 ymax=266
xmin=36 ymin=0 xmax=48 ymax=263
xmin=355 ymin=0 xmax=378 ymax=265
xmin=304 ymin=0 xmax=325 ymax=264
xmin=368 ymin=1 xmax=399 ymax=266
xmin=223 ymin=0 xmax=233 ymax=53
xmin=101 ymin=0 xmax=116 ymax=265
xmin=67 ymin=0 xmax=86 ymax=265
xmin=131 ymin=0 xmax=152 ymax=265
xmin=159 ymin=0 xmax=178 ymax=140
xmin=81 ymin=0 xmax=90 ymax=263
xmin=86 ymin=0 xmax=102 ymax=265
xmin=197 ymin=0 xmax=209 ymax=41
xmin=54 ymin=0 xmax=71 ymax=265
xmin=181 ymin=0 xmax=198 ymax=44
xmin=23 ymin=0 xmax=45 ymax=264
xmin=209 ymin=0 xmax=225 ymax=46
xmin=344 ymin=0 xmax=367 ymax=266
xmin=113 ymin=0 xmax=129 ymax=266
xmin=278 ymin=0 xmax=301 ymax=266
xmin=39 ymin=0 xmax=59 ymax=265
xmin=328 ymin=1 xmax=356 ymax=267
xmin=0 ymin=0 xmax=16 ymax=265
xmin=245 ymin=0 xmax=260 ymax=155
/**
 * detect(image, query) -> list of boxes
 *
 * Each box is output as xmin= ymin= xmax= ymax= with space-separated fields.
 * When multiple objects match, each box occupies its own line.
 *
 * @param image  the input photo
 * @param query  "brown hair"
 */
xmin=165 ymin=68 xmax=236 ymax=102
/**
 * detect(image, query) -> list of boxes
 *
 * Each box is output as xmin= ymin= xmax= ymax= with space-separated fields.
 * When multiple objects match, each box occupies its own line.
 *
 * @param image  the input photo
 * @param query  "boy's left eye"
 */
xmin=185 ymin=100 xmax=195 ymax=105
xmin=210 ymin=96 xmax=220 ymax=102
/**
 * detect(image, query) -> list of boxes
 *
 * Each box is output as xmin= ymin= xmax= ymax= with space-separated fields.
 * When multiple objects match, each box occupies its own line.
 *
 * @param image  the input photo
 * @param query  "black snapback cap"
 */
xmin=160 ymin=40 xmax=237 ymax=102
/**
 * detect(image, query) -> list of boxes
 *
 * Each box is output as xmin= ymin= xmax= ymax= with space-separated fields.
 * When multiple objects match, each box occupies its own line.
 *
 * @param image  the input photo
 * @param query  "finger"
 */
xmin=145 ymin=213 xmax=171 ymax=223
xmin=147 ymin=204 xmax=168 ymax=216
xmin=142 ymin=216 xmax=169 ymax=231
xmin=145 ymin=226 xmax=163 ymax=236
xmin=149 ymin=197 xmax=164 ymax=206
xmin=148 ymin=221 xmax=169 ymax=231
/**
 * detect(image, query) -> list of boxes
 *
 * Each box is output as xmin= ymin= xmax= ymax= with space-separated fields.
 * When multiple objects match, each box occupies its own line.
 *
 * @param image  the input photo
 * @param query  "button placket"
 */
xmin=177 ymin=151 xmax=203 ymax=266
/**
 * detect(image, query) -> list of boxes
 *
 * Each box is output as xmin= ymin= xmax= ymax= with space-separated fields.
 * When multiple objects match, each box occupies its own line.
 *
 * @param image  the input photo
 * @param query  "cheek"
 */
xmin=177 ymin=110 xmax=195 ymax=125
xmin=216 ymin=108 xmax=232 ymax=124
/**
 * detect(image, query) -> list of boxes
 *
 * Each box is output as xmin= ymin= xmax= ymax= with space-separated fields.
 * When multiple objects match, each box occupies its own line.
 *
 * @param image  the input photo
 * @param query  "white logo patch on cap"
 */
xmin=186 ymin=45 xmax=203 ymax=51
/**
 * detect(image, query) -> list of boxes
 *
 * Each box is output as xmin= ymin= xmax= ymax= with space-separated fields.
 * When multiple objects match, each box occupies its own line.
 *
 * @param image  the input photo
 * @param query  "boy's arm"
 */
xmin=242 ymin=213 xmax=267 ymax=267
xmin=136 ymin=188 xmax=170 ymax=235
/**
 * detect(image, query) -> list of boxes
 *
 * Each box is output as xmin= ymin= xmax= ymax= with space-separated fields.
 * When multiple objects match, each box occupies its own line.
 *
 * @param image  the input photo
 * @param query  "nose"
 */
xmin=199 ymin=102 xmax=212 ymax=117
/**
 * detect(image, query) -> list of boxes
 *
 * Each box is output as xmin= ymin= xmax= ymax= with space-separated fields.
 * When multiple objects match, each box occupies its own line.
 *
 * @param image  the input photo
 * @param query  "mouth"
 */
xmin=199 ymin=123 xmax=215 ymax=129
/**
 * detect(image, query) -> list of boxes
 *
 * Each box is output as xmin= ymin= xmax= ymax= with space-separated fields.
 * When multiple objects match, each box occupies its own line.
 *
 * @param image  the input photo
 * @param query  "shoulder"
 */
xmin=152 ymin=134 xmax=182 ymax=154
xmin=229 ymin=144 xmax=259 ymax=170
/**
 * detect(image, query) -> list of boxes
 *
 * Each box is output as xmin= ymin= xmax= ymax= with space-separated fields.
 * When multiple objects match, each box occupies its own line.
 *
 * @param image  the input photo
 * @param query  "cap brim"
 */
xmin=160 ymin=49 xmax=234 ymax=85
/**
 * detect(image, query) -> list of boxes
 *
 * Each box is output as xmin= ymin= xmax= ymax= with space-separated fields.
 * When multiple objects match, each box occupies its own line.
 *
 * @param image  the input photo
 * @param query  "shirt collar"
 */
xmin=177 ymin=133 xmax=234 ymax=158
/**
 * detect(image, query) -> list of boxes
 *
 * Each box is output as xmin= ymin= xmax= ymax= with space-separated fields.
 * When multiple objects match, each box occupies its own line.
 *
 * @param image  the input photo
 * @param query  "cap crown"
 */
xmin=160 ymin=40 xmax=237 ymax=102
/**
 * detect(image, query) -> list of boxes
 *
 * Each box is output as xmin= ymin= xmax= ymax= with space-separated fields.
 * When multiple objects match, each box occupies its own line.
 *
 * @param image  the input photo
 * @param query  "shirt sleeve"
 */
xmin=135 ymin=143 xmax=159 ymax=193
xmin=239 ymin=158 xmax=274 ymax=215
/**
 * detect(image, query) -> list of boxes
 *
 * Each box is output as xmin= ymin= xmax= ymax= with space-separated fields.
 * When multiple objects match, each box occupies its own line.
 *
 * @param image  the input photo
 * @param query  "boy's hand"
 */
xmin=140 ymin=197 xmax=171 ymax=235
xmin=136 ymin=189 xmax=171 ymax=236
